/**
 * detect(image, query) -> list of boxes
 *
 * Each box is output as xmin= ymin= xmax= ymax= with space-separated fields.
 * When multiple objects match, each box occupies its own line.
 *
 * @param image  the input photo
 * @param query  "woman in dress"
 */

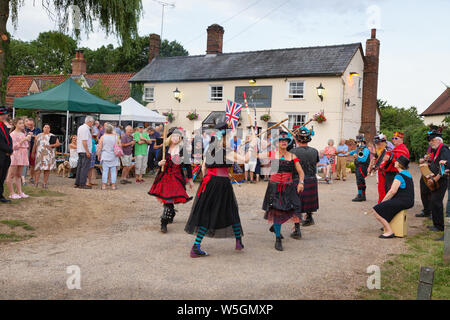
xmin=324 ymin=139 xmax=336 ymax=176
xmin=185 ymin=122 xmax=252 ymax=258
xmin=371 ymin=155 xmax=414 ymax=238
xmin=68 ymin=135 xmax=78 ymax=178
xmin=96 ymin=124 xmax=120 ymax=190
xmin=6 ymin=118 xmax=31 ymax=199
xmin=32 ymin=124 xmax=60 ymax=188
xmin=149 ymin=127 xmax=194 ymax=233
xmin=262 ymin=131 xmax=305 ymax=251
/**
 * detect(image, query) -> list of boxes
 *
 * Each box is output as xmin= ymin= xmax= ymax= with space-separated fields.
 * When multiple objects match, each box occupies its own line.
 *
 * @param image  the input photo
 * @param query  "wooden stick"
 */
xmin=281 ymin=124 xmax=295 ymax=137
xmin=242 ymin=92 xmax=255 ymax=135
xmin=256 ymin=117 xmax=289 ymax=138
xmin=161 ymin=118 xmax=168 ymax=172
xmin=292 ymin=118 xmax=314 ymax=135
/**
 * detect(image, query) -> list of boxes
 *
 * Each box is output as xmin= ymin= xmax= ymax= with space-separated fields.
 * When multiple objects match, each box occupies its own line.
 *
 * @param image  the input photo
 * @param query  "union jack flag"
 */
xmin=225 ymin=99 xmax=242 ymax=130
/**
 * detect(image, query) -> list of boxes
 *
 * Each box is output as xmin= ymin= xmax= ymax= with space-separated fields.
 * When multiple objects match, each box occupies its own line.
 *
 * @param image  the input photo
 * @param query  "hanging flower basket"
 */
xmin=163 ymin=111 xmax=175 ymax=123
xmin=313 ymin=112 xmax=326 ymax=123
xmin=260 ymin=114 xmax=271 ymax=122
xmin=186 ymin=111 xmax=199 ymax=121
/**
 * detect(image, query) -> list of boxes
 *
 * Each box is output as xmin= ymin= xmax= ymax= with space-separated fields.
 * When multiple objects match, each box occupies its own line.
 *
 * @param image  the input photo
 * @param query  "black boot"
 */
xmin=352 ymin=194 xmax=364 ymax=202
xmin=290 ymin=223 xmax=302 ymax=239
xmin=160 ymin=219 xmax=168 ymax=233
xmin=167 ymin=204 xmax=176 ymax=224
xmin=302 ymin=213 xmax=315 ymax=227
xmin=275 ymin=236 xmax=283 ymax=251
xmin=269 ymin=225 xmax=284 ymax=239
xmin=415 ymin=210 xmax=431 ymax=218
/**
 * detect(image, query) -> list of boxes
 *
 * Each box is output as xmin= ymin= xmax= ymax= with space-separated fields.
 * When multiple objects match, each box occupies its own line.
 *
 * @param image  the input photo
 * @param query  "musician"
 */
xmin=369 ymin=134 xmax=394 ymax=203
xmin=371 ymin=155 xmax=414 ymax=239
xmin=348 ymin=134 xmax=370 ymax=202
xmin=420 ymin=130 xmax=450 ymax=232
xmin=416 ymin=142 xmax=433 ymax=218
xmin=383 ymin=132 xmax=410 ymax=192
xmin=0 ymin=106 xmax=13 ymax=203
xmin=290 ymin=126 xmax=319 ymax=228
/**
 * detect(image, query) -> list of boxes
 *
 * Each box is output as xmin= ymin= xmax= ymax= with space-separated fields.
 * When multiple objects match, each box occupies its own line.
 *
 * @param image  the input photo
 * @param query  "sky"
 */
xmin=7 ymin=0 xmax=450 ymax=113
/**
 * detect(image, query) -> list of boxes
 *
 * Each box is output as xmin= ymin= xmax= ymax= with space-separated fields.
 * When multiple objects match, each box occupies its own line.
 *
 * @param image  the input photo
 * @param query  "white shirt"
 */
xmin=77 ymin=123 xmax=92 ymax=153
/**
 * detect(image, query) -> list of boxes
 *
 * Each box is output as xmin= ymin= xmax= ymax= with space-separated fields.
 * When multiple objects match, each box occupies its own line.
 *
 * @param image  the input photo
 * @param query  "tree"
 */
xmin=0 ymin=0 xmax=144 ymax=104
xmin=378 ymin=99 xmax=424 ymax=134
xmin=8 ymin=31 xmax=77 ymax=75
xmin=160 ymin=39 xmax=189 ymax=57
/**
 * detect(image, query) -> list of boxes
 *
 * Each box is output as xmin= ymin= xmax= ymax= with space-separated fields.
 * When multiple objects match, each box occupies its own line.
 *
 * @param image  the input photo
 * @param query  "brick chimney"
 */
xmin=149 ymin=33 xmax=161 ymax=62
xmin=206 ymin=24 xmax=224 ymax=54
xmin=359 ymin=28 xmax=380 ymax=141
xmin=71 ymin=49 xmax=86 ymax=75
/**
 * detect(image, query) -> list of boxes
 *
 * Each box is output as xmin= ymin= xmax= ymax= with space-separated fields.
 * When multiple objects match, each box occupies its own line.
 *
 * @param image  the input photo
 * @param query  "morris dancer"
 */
xmin=369 ymin=134 xmax=394 ymax=203
xmin=0 ymin=106 xmax=13 ymax=203
xmin=149 ymin=127 xmax=194 ymax=233
xmin=349 ymin=134 xmax=370 ymax=202
xmin=384 ymin=131 xmax=410 ymax=192
xmin=291 ymin=126 xmax=319 ymax=227
xmin=262 ymin=131 xmax=304 ymax=251
xmin=185 ymin=122 xmax=251 ymax=258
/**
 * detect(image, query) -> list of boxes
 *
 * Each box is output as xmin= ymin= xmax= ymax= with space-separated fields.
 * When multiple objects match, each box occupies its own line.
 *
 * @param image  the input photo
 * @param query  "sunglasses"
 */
xmin=392 ymin=137 xmax=400 ymax=140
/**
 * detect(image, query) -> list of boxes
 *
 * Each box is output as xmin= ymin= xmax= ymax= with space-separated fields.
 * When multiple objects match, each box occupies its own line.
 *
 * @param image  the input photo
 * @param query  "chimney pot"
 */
xmin=72 ymin=49 xmax=87 ymax=75
xmin=206 ymin=24 xmax=224 ymax=54
xmin=371 ymin=28 xmax=376 ymax=39
xmin=149 ymin=33 xmax=161 ymax=62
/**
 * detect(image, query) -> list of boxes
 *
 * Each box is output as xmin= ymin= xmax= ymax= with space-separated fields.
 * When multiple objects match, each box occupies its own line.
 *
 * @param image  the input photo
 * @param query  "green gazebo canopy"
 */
xmin=13 ymin=77 xmax=121 ymax=114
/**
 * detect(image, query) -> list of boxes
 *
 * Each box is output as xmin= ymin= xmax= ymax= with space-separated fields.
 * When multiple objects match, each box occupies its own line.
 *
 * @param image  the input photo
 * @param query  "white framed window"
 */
xmin=143 ymin=87 xmax=155 ymax=102
xmin=287 ymin=81 xmax=304 ymax=99
xmin=209 ymin=85 xmax=223 ymax=101
xmin=358 ymin=78 xmax=363 ymax=98
xmin=288 ymin=113 xmax=308 ymax=129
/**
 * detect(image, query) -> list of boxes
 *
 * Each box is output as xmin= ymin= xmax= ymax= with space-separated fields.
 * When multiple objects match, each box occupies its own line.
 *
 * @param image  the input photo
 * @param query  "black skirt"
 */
xmin=373 ymin=198 xmax=412 ymax=222
xmin=184 ymin=175 xmax=243 ymax=238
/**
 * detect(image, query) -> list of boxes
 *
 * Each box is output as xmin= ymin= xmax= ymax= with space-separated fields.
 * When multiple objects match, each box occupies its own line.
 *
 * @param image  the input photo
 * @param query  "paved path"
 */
xmin=0 ymin=168 xmax=425 ymax=299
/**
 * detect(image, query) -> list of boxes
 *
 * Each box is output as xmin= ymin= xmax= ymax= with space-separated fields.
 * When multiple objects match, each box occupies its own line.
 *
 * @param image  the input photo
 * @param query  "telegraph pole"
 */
xmin=153 ymin=0 xmax=175 ymax=40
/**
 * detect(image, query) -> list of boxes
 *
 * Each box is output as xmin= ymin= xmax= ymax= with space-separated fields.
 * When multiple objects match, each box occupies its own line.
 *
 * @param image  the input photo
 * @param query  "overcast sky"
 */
xmin=7 ymin=0 xmax=450 ymax=113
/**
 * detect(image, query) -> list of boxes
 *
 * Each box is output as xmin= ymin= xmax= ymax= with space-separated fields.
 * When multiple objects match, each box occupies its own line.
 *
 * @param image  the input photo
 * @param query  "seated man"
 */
xmin=317 ymin=150 xmax=332 ymax=182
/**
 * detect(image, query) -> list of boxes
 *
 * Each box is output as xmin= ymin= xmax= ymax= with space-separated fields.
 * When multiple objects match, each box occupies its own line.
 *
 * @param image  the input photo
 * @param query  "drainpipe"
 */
xmin=339 ymin=77 xmax=346 ymax=140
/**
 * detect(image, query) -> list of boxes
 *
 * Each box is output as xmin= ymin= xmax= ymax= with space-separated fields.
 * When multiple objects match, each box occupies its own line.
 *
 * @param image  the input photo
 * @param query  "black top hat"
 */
xmin=427 ymin=129 xmax=442 ymax=141
xmin=396 ymin=155 xmax=410 ymax=169
xmin=278 ymin=131 xmax=292 ymax=141
xmin=167 ymin=127 xmax=183 ymax=138
xmin=0 ymin=106 xmax=8 ymax=115
xmin=137 ymin=123 xmax=144 ymax=128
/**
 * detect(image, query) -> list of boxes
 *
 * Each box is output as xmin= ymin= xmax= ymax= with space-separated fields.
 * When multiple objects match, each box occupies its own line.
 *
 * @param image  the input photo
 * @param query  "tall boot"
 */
xmin=275 ymin=236 xmax=283 ymax=251
xmin=167 ymin=204 xmax=176 ymax=224
xmin=160 ymin=205 xmax=170 ymax=233
xmin=302 ymin=213 xmax=315 ymax=227
xmin=290 ymin=223 xmax=302 ymax=239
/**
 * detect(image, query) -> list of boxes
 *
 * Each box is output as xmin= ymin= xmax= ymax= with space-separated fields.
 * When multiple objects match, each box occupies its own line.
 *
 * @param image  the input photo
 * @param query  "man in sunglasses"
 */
xmin=383 ymin=132 xmax=410 ymax=193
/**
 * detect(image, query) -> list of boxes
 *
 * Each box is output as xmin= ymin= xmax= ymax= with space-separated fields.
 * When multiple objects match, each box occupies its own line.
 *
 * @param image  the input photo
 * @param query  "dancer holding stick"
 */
xmin=161 ymin=118 xmax=168 ymax=172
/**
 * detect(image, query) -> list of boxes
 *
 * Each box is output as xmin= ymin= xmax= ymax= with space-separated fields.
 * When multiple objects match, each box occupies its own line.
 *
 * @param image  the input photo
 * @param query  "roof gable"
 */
xmin=130 ymin=43 xmax=363 ymax=83
xmin=421 ymin=88 xmax=450 ymax=116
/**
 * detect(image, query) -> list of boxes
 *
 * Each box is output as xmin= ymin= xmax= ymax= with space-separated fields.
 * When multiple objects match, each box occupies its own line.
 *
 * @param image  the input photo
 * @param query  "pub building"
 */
xmin=130 ymin=24 xmax=381 ymax=148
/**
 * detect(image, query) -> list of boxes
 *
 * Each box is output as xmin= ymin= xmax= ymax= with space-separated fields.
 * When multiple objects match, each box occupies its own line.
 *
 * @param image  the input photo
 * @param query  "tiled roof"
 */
xmin=6 ymin=73 xmax=135 ymax=106
xmin=130 ymin=43 xmax=363 ymax=83
xmin=421 ymin=88 xmax=450 ymax=116
xmin=88 ymin=73 xmax=135 ymax=101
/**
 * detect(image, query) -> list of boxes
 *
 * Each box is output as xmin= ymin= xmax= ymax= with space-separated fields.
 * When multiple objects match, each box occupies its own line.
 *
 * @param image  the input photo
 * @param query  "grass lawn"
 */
xmin=1 ymin=184 xmax=65 ymax=243
xmin=359 ymin=219 xmax=450 ymax=300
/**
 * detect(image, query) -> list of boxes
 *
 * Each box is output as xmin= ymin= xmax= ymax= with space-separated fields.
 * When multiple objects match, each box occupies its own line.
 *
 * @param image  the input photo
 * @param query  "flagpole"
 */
xmin=242 ymin=92 xmax=255 ymax=136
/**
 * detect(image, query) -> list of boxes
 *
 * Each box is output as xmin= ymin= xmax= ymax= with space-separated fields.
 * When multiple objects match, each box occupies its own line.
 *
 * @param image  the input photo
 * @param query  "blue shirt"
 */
xmin=319 ymin=155 xmax=330 ymax=165
xmin=229 ymin=138 xmax=241 ymax=151
xmin=349 ymin=147 xmax=370 ymax=163
xmin=395 ymin=170 xmax=412 ymax=189
xmin=336 ymin=144 xmax=348 ymax=156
